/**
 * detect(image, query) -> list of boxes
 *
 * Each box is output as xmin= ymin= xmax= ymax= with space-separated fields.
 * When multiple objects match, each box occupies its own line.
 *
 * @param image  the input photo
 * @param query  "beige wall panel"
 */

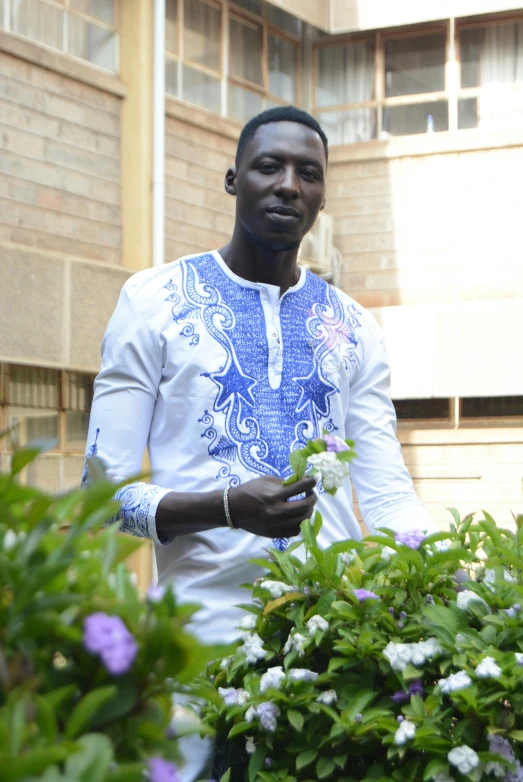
xmin=166 ymin=157 xmax=227 ymax=192
xmin=166 ymin=178 xmax=235 ymax=216
xmin=0 ymin=245 xmax=65 ymax=366
xmin=165 ymin=198 xmax=235 ymax=236
xmin=69 ymin=262 xmax=130 ymax=372
xmin=266 ymin=0 xmax=329 ymax=29
xmin=165 ymin=218 xmax=229 ymax=251
xmin=0 ymin=52 xmax=122 ymax=267
xmin=331 ymin=0 xmax=523 ymax=32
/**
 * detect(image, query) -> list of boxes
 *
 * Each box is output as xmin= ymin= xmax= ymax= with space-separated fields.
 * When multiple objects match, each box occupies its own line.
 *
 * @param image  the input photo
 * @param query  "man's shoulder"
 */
xmin=327 ymin=282 xmax=381 ymax=338
xmin=123 ymin=251 xmax=212 ymax=302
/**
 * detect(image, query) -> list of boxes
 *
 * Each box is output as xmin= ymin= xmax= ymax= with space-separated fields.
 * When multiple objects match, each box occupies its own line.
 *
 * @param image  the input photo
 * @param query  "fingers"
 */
xmin=280 ymin=474 xmax=317 ymax=500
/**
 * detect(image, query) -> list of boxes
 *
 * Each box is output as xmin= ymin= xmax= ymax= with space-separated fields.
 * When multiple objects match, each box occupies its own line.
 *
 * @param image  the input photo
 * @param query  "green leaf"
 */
xmin=422 ymin=604 xmax=457 ymax=634
xmin=288 ymin=709 xmax=304 ymax=731
xmin=313 ymin=511 xmax=323 ymax=537
xmin=228 ymin=721 xmax=253 ymax=738
xmin=10 ymin=446 xmax=44 ymax=476
xmin=248 ymin=746 xmax=265 ymax=782
xmin=219 ymin=771 xmax=231 ymax=782
xmin=423 ymin=760 xmax=449 ymax=781
xmin=105 ymin=763 xmax=147 ymax=781
xmin=65 ymin=686 xmax=117 ymax=739
xmin=65 ymin=734 xmax=113 ymax=782
xmin=316 ymin=757 xmax=335 ymax=779
xmin=296 ymin=750 xmax=318 ymax=771
xmin=344 ymin=689 xmax=375 ymax=720
xmin=509 ymin=731 xmax=523 ymax=742
xmin=289 ymin=450 xmax=308 ymax=480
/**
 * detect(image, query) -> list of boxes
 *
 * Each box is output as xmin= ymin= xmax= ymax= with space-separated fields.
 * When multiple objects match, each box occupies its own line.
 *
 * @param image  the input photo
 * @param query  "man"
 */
xmin=84 ymin=106 xmax=436 ymax=778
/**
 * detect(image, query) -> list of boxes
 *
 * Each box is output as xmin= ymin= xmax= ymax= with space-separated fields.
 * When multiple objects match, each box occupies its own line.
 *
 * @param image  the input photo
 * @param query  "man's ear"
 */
xmin=320 ymin=198 xmax=326 ymax=211
xmin=225 ymin=166 xmax=237 ymax=196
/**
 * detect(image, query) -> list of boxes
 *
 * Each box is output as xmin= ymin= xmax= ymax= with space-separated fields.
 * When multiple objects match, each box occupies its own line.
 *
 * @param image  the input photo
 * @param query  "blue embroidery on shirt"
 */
xmin=198 ymin=410 xmax=240 ymax=487
xmin=179 ymin=254 xmax=359 ymax=482
xmin=110 ymin=483 xmax=161 ymax=538
xmin=81 ymin=427 xmax=100 ymax=487
xmin=180 ymin=323 xmax=200 ymax=345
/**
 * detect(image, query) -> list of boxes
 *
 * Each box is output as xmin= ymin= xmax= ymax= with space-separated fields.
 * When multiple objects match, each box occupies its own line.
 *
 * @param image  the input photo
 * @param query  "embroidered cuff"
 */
xmin=113 ymin=482 xmax=172 ymax=546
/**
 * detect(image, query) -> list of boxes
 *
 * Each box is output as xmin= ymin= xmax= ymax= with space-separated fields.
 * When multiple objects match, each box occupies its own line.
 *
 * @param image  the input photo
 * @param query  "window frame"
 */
xmin=2 ymin=0 xmax=119 ymax=71
xmin=312 ymin=13 xmax=523 ymax=144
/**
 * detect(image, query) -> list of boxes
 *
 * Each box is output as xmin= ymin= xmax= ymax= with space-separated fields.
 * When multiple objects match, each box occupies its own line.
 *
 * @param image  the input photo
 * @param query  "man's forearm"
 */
xmin=155 ymin=489 xmax=228 ymax=545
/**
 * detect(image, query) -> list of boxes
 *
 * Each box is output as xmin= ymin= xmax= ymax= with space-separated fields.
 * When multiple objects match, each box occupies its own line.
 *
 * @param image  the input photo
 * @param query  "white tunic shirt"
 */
xmin=84 ymin=251 xmax=436 ymax=642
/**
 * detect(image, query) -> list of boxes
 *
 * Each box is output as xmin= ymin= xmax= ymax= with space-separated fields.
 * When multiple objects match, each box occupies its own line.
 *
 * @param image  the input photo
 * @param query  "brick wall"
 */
xmin=164 ymin=101 xmax=237 ymax=263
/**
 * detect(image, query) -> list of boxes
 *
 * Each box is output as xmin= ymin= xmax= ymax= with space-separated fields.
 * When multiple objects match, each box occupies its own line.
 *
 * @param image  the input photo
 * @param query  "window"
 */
xmin=393 ymin=398 xmax=451 ymax=421
xmin=458 ymin=21 xmax=523 ymax=131
xmin=0 ymin=364 xmax=95 ymax=493
xmin=165 ymin=0 xmax=301 ymax=121
xmin=461 ymin=396 xmax=523 ymax=419
xmin=314 ymin=29 xmax=448 ymax=141
xmin=1 ymin=0 xmax=118 ymax=71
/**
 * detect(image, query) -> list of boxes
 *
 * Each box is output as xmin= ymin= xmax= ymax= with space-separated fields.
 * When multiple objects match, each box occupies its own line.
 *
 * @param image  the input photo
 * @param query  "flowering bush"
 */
xmin=204 ymin=503 xmax=523 ymax=782
xmin=0 ymin=447 xmax=217 ymax=781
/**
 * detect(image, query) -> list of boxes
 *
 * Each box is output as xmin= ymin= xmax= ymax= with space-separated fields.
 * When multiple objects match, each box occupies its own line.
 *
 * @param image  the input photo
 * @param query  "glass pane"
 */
xmin=383 ymin=101 xmax=448 ymax=136
xmin=65 ymin=411 xmax=90 ymax=450
xmin=166 ymin=58 xmax=179 ymax=95
xmin=268 ymin=34 xmax=297 ymax=102
xmin=70 ymin=0 xmax=114 ymax=24
xmin=8 ymin=366 xmax=59 ymax=408
xmin=8 ymin=407 xmax=59 ymax=447
xmin=65 ymin=373 xmax=93 ymax=412
xmin=458 ymin=97 xmax=478 ymax=129
xmin=184 ymin=0 xmax=221 ymax=72
xmin=12 ymin=0 xmax=64 ymax=51
xmin=316 ymin=41 xmax=374 ymax=108
xmin=265 ymin=4 xmax=301 ymax=37
xmin=62 ymin=454 xmax=85 ymax=491
xmin=182 ymin=63 xmax=221 ymax=113
xmin=462 ymin=396 xmax=523 ymax=418
xmin=230 ymin=0 xmax=262 ymax=16
xmin=393 ymin=398 xmax=450 ymax=421
xmin=230 ymin=16 xmax=263 ymax=86
xmin=460 ymin=23 xmax=523 ymax=89
xmin=68 ymin=15 xmax=118 ymax=71
xmin=317 ymin=108 xmax=376 ymax=144
xmin=166 ymin=0 xmax=178 ymax=54
xmin=228 ymin=82 xmax=263 ymax=122
xmin=385 ymin=34 xmax=445 ymax=97
xmin=21 ymin=454 xmax=61 ymax=493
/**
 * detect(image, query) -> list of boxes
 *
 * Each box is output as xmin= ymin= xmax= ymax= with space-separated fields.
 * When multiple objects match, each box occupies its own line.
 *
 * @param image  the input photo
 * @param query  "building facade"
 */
xmin=1 ymin=0 xmax=522 ymax=582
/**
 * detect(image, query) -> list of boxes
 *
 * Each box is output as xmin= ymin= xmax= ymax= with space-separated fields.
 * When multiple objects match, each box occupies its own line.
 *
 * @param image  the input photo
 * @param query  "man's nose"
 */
xmin=274 ymin=167 xmax=299 ymax=199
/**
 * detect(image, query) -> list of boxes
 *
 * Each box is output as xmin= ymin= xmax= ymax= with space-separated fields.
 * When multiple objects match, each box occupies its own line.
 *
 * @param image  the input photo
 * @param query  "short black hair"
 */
xmin=235 ymin=106 xmax=329 ymax=168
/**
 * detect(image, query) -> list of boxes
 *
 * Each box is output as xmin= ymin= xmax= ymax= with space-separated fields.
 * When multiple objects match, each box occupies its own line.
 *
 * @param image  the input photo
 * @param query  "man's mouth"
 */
xmin=266 ymin=205 xmax=301 ymax=221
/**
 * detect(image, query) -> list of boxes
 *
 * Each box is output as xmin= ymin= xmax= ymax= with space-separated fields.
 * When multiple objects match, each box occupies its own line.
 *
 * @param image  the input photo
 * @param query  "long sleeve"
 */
xmin=345 ymin=319 xmax=438 ymax=536
xmin=82 ymin=281 xmax=171 ymax=545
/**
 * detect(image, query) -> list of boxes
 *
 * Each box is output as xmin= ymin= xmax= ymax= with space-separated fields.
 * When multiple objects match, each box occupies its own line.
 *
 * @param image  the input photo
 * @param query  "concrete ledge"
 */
xmin=166 ymin=96 xmax=242 ymax=142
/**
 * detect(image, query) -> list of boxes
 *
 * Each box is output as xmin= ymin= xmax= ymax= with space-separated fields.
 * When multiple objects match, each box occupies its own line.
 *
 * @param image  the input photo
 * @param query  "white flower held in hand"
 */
xmin=239 ymin=632 xmax=267 ymax=665
xmin=307 ymin=451 xmax=350 ymax=491
xmin=307 ymin=614 xmax=329 ymax=634
xmin=238 ymin=614 xmax=257 ymax=630
xmin=439 ymin=671 xmax=472 ymax=694
xmin=260 ymin=666 xmax=286 ymax=693
xmin=260 ymin=580 xmax=298 ymax=599
xmin=316 ymin=689 xmax=337 ymax=705
xmin=475 ymin=656 xmax=502 ymax=679
xmin=448 ymin=746 xmax=480 ymax=775
xmin=394 ymin=720 xmax=417 ymax=746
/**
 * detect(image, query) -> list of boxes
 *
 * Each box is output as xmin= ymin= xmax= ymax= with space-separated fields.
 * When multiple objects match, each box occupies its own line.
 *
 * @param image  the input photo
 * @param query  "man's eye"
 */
xmin=259 ymin=164 xmax=278 ymax=173
xmin=301 ymin=169 xmax=318 ymax=181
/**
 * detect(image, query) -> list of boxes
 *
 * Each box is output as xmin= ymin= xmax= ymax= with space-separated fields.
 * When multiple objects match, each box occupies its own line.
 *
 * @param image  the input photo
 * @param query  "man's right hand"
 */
xmin=228 ymin=475 xmax=318 ymax=539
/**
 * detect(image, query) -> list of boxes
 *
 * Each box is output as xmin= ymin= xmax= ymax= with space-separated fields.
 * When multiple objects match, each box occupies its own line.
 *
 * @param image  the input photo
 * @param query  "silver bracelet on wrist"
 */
xmin=223 ymin=487 xmax=237 ymax=530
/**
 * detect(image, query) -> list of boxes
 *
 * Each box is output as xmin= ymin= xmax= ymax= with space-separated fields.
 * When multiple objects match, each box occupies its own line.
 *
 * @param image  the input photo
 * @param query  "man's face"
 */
xmin=228 ymin=121 xmax=327 ymax=250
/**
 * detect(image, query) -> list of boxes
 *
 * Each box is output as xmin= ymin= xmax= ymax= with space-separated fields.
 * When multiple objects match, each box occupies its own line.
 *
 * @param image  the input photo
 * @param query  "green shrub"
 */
xmin=204 ymin=506 xmax=523 ymax=782
xmin=0 ymin=448 xmax=217 ymax=781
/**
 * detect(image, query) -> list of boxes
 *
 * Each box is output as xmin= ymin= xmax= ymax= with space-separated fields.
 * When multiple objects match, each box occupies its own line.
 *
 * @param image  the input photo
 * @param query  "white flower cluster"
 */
xmin=438 ymin=671 xmax=472 ymax=694
xmin=475 ymin=656 xmax=502 ymax=679
xmin=282 ymin=614 xmax=329 ymax=658
xmin=316 ymin=689 xmax=337 ymax=706
xmin=394 ymin=720 xmax=417 ymax=746
xmin=289 ymin=668 xmax=318 ymax=682
xmin=383 ymin=638 xmax=443 ymax=672
xmin=239 ymin=632 xmax=267 ymax=664
xmin=218 ymin=687 xmax=250 ymax=706
xmin=448 ymin=746 xmax=480 ymax=775
xmin=483 ymin=568 xmax=516 ymax=591
xmin=238 ymin=614 xmax=257 ymax=630
xmin=3 ymin=529 xmax=26 ymax=552
xmin=260 ymin=666 xmax=286 ymax=693
xmin=307 ymin=451 xmax=350 ymax=491
xmin=245 ymin=701 xmax=280 ymax=732
xmin=259 ymin=580 xmax=299 ymax=599
xmin=456 ymin=591 xmax=489 ymax=611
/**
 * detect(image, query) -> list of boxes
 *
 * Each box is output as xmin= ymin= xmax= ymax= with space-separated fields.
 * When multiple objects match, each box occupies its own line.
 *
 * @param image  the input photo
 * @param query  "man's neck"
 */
xmin=219 ymin=225 xmax=301 ymax=295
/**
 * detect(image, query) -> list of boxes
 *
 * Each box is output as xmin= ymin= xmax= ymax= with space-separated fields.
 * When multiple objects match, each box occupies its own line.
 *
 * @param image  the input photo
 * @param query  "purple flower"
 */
xmin=147 ymin=584 xmax=166 ymax=603
xmin=391 ymin=689 xmax=410 ymax=704
xmin=323 ymin=434 xmax=351 ymax=453
xmin=397 ymin=715 xmax=404 ymax=722
xmin=355 ymin=713 xmax=362 ymax=723
xmin=409 ymin=679 xmax=425 ymax=698
xmin=395 ymin=529 xmax=426 ymax=549
xmin=400 ymin=611 xmax=407 ymax=619
xmin=388 ymin=607 xmax=395 ymax=615
xmin=397 ymin=622 xmax=404 ymax=629
xmin=83 ymin=612 xmax=138 ymax=676
xmin=354 ymin=588 xmax=379 ymax=602
xmin=514 ymin=604 xmax=521 ymax=612
xmin=426 ymin=594 xmax=434 ymax=603
xmin=256 ymin=701 xmax=280 ymax=732
xmin=148 ymin=757 xmax=183 ymax=782
xmin=264 ymin=758 xmax=273 ymax=767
